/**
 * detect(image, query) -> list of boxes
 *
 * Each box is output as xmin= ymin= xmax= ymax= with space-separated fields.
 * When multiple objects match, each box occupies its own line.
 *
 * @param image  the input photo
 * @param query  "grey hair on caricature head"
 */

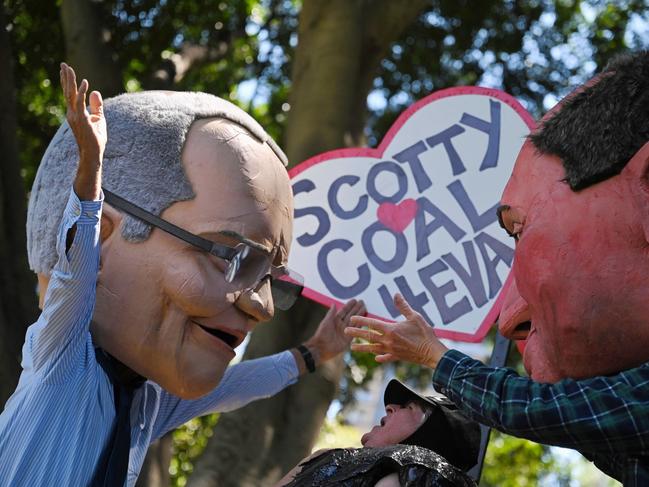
xmin=27 ymin=91 xmax=288 ymax=276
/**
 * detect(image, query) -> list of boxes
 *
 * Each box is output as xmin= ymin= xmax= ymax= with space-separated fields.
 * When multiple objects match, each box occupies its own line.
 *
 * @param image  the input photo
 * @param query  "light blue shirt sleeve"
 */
xmin=24 ymin=188 xmax=103 ymax=381
xmin=151 ymin=351 xmax=300 ymax=439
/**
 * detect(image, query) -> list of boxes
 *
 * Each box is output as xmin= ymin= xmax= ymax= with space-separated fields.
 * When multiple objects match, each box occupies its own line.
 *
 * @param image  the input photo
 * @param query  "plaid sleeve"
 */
xmin=433 ymin=349 xmax=649 ymax=456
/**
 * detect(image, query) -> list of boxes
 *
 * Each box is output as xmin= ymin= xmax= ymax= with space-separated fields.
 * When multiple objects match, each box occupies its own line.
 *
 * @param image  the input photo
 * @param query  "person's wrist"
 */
xmin=297 ymin=344 xmax=316 ymax=373
xmin=79 ymin=149 xmax=103 ymax=166
xmin=424 ymin=342 xmax=449 ymax=369
xmin=289 ymin=343 xmax=320 ymax=375
xmin=302 ymin=340 xmax=322 ymax=365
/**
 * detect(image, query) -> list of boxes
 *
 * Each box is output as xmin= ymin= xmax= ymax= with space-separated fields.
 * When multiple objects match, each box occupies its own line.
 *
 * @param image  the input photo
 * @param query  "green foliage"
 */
xmin=314 ymin=416 xmax=362 ymax=450
xmin=5 ymin=0 xmax=66 ymax=189
xmin=170 ymin=414 xmax=220 ymax=487
xmin=7 ymin=1 xmax=649 ymax=485
xmin=481 ymin=431 xmax=571 ymax=487
xmin=9 ymin=0 xmax=649 ymax=189
xmin=366 ymin=0 xmax=649 ymax=146
xmin=109 ymin=0 xmax=298 ymax=141
xmin=7 ymin=0 xmax=299 ymax=189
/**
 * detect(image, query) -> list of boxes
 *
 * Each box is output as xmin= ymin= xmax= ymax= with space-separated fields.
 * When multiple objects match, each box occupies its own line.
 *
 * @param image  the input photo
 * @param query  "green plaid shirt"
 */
xmin=433 ymin=349 xmax=649 ymax=486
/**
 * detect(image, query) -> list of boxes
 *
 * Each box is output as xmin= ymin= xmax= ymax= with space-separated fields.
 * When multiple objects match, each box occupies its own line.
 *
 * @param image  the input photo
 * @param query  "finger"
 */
xmin=394 ymin=293 xmax=418 ymax=321
xmin=342 ymin=305 xmax=362 ymax=325
xmin=344 ymin=315 xmax=364 ymax=329
xmin=67 ymin=65 xmax=78 ymax=106
xmin=338 ymin=299 xmax=357 ymax=318
xmin=344 ymin=326 xmax=383 ymax=341
xmin=375 ymin=353 xmax=397 ymax=363
xmin=349 ymin=316 xmax=391 ymax=333
xmin=89 ymin=90 xmax=103 ymax=118
xmin=350 ymin=301 xmax=366 ymax=317
xmin=350 ymin=342 xmax=384 ymax=354
xmin=323 ymin=303 xmax=336 ymax=321
xmin=61 ymin=63 xmax=70 ymax=101
xmin=60 ymin=63 xmax=67 ymax=99
xmin=76 ymin=79 xmax=88 ymax=114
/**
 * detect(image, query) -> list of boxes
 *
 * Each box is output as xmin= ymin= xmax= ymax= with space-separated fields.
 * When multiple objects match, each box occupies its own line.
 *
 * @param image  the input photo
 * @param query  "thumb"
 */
xmin=89 ymin=90 xmax=104 ymax=117
xmin=394 ymin=293 xmax=417 ymax=320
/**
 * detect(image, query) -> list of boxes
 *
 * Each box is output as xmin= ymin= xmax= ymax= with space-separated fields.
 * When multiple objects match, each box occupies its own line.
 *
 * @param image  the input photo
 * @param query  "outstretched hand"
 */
xmin=304 ymin=299 xmax=367 ymax=364
xmin=61 ymin=62 xmax=106 ymax=201
xmin=344 ymin=293 xmax=449 ymax=369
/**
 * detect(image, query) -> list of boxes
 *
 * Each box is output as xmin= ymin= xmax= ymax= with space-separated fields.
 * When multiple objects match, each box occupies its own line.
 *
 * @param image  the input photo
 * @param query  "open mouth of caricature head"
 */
xmin=510 ymin=320 xmax=531 ymax=340
xmin=191 ymin=320 xmax=244 ymax=349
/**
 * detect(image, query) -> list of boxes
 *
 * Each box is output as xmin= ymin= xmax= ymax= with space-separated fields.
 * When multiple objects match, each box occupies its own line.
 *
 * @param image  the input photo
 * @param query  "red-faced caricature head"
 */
xmin=497 ymin=52 xmax=649 ymax=382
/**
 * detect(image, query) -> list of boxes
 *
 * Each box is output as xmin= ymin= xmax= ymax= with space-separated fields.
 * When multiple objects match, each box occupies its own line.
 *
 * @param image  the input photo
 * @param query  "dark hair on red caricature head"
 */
xmin=530 ymin=50 xmax=649 ymax=191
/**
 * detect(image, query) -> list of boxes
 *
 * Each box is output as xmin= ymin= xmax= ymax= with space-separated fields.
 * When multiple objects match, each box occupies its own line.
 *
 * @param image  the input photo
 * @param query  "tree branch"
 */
xmin=364 ymin=0 xmax=431 ymax=49
xmin=60 ymin=0 xmax=122 ymax=96
xmin=344 ymin=0 xmax=431 ymax=145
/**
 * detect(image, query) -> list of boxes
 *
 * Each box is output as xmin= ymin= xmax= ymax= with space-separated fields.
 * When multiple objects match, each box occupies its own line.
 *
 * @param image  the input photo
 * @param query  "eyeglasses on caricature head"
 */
xmin=103 ymin=189 xmax=303 ymax=310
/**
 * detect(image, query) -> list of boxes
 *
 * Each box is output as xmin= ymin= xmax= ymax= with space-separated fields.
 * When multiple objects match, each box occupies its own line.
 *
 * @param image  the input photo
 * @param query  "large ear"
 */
xmin=622 ymin=141 xmax=649 ymax=243
xmin=37 ymin=206 xmax=122 ymax=309
xmin=100 ymin=204 xmax=121 ymax=243
xmin=37 ymin=274 xmax=49 ymax=310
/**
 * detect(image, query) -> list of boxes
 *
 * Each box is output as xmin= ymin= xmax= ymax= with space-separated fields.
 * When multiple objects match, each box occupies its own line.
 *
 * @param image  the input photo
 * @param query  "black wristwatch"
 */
xmin=297 ymin=344 xmax=316 ymax=373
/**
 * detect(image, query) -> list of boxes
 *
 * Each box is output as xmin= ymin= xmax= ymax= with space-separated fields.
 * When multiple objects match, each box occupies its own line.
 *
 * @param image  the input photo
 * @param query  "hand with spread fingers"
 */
xmin=303 ymin=299 xmax=367 ymax=365
xmin=344 ymin=293 xmax=449 ymax=369
xmin=60 ymin=62 xmax=106 ymax=201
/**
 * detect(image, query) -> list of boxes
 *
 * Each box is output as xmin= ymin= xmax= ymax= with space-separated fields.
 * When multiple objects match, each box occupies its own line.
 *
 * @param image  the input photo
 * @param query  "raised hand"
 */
xmin=344 ymin=293 xmax=449 ymax=369
xmin=60 ymin=62 xmax=106 ymax=201
xmin=304 ymin=299 xmax=367 ymax=364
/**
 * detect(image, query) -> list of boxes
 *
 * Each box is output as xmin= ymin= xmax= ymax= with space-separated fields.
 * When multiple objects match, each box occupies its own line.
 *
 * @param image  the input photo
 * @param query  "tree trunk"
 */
xmin=346 ymin=0 xmax=430 ymax=144
xmin=0 ymin=4 xmax=39 ymax=405
xmin=187 ymin=1 xmax=429 ymax=486
xmin=287 ymin=0 xmax=428 ymax=150
xmin=60 ymin=0 xmax=122 ymax=97
xmin=284 ymin=0 xmax=365 ymax=163
xmin=187 ymin=303 xmax=334 ymax=487
xmin=135 ymin=433 xmax=172 ymax=487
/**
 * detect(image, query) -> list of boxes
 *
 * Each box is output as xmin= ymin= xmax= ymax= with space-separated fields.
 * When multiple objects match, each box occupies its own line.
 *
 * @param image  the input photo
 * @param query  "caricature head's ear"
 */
xmin=100 ymin=204 xmax=121 ymax=243
xmin=36 ymin=273 xmax=49 ymax=310
xmin=622 ymin=141 xmax=649 ymax=243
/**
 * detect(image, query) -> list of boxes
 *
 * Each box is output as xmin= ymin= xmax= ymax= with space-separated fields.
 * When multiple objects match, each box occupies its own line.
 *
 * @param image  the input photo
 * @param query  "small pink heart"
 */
xmin=377 ymin=199 xmax=419 ymax=233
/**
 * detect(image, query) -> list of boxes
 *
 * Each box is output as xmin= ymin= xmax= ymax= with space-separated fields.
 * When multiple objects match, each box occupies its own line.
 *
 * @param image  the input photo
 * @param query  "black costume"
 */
xmin=285 ymin=445 xmax=477 ymax=487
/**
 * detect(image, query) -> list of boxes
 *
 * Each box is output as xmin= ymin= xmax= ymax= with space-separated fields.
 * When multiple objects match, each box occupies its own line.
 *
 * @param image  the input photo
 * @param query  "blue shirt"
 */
xmin=0 ymin=190 xmax=299 ymax=487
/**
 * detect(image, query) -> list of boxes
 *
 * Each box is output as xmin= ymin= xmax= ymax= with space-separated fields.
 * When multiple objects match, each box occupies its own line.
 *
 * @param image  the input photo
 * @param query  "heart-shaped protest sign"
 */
xmin=288 ymin=87 xmax=534 ymax=342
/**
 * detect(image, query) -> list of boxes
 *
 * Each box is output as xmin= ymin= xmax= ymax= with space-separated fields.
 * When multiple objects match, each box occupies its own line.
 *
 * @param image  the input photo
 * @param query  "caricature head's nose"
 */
xmin=498 ymin=274 xmax=531 ymax=340
xmin=234 ymin=277 xmax=274 ymax=323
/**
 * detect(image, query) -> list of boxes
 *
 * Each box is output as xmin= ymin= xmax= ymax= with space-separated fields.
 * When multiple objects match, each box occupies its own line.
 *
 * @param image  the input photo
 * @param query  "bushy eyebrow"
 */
xmin=217 ymin=229 xmax=272 ymax=254
xmin=496 ymin=205 xmax=510 ymax=230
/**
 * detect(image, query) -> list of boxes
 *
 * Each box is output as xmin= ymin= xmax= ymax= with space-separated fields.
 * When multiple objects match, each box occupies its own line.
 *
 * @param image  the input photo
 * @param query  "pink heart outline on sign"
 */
xmin=288 ymin=86 xmax=535 ymax=343
xmin=377 ymin=199 xmax=418 ymax=233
